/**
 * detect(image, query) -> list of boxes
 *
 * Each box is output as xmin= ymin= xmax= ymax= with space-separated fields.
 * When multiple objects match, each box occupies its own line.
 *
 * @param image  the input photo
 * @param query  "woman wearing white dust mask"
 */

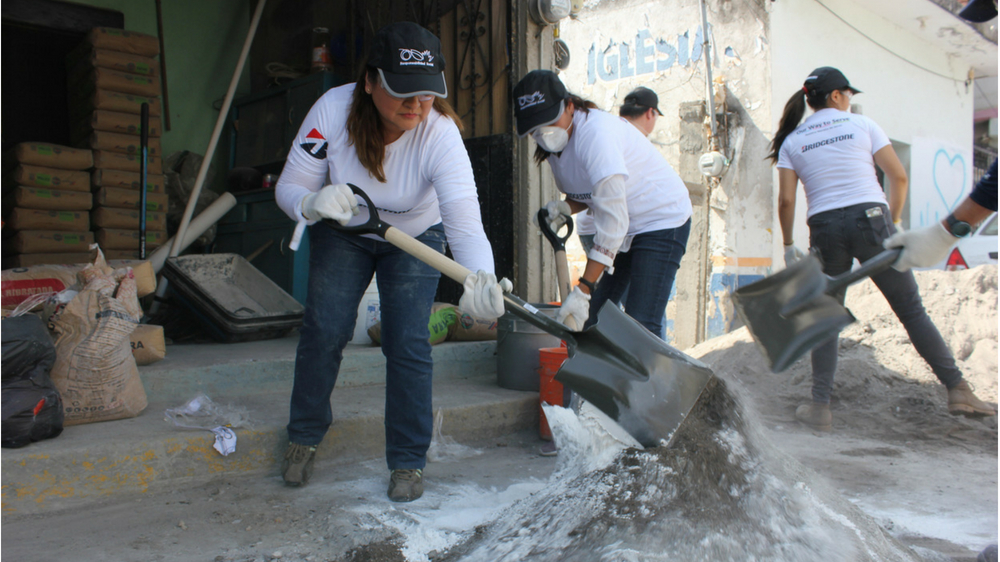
xmin=275 ymin=22 xmax=509 ymax=501
xmin=512 ymin=70 xmax=693 ymax=339
xmin=769 ymin=66 xmax=995 ymax=430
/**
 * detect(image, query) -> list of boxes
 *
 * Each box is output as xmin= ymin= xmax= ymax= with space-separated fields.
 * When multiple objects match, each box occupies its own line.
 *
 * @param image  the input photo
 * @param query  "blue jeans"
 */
xmin=582 ymin=220 xmax=691 ymax=337
xmin=807 ymin=203 xmax=962 ymax=404
xmin=287 ymin=222 xmax=445 ymax=470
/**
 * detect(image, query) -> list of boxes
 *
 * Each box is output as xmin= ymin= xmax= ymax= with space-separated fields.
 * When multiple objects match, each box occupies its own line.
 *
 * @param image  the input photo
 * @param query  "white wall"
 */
xmin=558 ymin=0 xmax=775 ymax=342
xmin=771 ymin=0 xmax=976 ymax=249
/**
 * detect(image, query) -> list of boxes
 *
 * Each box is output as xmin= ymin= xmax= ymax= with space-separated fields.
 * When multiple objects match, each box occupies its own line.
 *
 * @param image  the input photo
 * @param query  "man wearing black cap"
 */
xmin=276 ymin=21 xmax=508 ymax=502
xmin=619 ymin=86 xmax=663 ymax=137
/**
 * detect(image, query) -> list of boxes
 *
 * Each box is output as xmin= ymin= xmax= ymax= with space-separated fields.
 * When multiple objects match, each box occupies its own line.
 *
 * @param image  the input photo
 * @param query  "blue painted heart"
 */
xmin=932 ymin=149 xmax=967 ymax=212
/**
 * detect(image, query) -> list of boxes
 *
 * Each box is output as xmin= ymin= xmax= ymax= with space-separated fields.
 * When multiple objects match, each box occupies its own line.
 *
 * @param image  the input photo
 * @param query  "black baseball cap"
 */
xmin=367 ymin=22 xmax=448 ymax=98
xmin=803 ymin=67 xmax=861 ymax=96
xmin=959 ymin=0 xmax=997 ymax=22
xmin=513 ymin=70 xmax=568 ymax=137
xmin=622 ymin=87 xmax=663 ymax=116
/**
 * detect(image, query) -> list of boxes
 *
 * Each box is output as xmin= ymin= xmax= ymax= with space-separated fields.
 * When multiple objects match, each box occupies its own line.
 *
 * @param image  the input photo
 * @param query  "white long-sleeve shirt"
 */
xmin=546 ymin=109 xmax=692 ymax=268
xmin=276 ymin=83 xmax=495 ymax=274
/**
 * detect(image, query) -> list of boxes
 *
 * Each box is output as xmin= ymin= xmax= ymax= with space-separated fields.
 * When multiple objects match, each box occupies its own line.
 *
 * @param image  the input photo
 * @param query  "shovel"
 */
xmin=324 ymin=185 xmax=715 ymax=448
xmin=732 ymin=248 xmax=901 ymax=373
xmin=537 ymin=206 xmax=574 ymax=302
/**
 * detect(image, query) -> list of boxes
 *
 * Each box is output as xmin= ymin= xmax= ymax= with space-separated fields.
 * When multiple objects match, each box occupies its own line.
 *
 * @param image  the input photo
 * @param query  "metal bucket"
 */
xmin=496 ymin=304 xmax=561 ymax=391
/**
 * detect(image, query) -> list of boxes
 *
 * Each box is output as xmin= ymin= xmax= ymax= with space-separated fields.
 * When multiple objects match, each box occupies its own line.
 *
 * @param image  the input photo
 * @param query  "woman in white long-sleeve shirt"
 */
xmin=512 ymin=70 xmax=692 ymax=337
xmin=275 ymin=22 xmax=507 ymax=502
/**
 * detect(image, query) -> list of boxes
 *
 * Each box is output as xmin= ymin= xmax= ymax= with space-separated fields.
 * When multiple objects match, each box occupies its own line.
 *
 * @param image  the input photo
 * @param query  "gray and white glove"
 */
xmin=301 ymin=183 xmax=360 ymax=225
xmin=783 ymin=244 xmax=805 ymax=267
xmin=883 ymin=222 xmax=958 ymax=271
xmin=459 ymin=270 xmax=511 ymax=319
xmin=535 ymin=200 xmax=571 ymax=232
xmin=556 ymin=286 xmax=591 ymax=331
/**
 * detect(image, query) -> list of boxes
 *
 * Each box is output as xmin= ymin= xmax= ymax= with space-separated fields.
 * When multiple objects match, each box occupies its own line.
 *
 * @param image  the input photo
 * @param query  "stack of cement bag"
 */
xmin=66 ymin=27 xmax=169 ymax=260
xmin=5 ymin=143 xmax=95 ymax=267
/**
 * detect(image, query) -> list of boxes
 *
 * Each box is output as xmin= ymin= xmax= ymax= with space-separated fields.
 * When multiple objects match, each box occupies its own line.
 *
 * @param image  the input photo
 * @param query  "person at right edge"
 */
xmin=884 ymin=0 xmax=998 ymax=273
xmin=769 ymin=66 xmax=996 ymax=431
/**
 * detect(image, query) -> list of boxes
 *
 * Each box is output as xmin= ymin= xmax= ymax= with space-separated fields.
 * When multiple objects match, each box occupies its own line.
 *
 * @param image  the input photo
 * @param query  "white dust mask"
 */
xmin=532 ymin=124 xmax=570 ymax=153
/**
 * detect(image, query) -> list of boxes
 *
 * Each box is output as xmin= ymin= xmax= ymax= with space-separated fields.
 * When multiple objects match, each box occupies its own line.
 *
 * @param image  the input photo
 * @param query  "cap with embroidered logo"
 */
xmin=958 ymin=0 xmax=997 ymax=22
xmin=512 ymin=70 xmax=569 ymax=137
xmin=622 ymin=87 xmax=663 ymax=116
xmin=367 ymin=21 xmax=447 ymax=98
xmin=803 ymin=67 xmax=861 ymax=96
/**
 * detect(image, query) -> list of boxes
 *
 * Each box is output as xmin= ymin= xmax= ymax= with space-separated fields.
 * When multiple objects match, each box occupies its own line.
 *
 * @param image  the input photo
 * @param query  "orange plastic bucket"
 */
xmin=538 ymin=345 xmax=569 ymax=440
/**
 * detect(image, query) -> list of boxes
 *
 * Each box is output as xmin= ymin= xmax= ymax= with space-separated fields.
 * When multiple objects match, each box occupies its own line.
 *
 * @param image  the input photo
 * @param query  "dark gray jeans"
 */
xmin=806 ymin=202 xmax=962 ymax=403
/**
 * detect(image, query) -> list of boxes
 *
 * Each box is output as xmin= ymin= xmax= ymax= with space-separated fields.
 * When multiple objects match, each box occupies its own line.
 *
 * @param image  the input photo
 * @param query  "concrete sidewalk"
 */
xmin=0 ymin=334 xmax=539 ymax=518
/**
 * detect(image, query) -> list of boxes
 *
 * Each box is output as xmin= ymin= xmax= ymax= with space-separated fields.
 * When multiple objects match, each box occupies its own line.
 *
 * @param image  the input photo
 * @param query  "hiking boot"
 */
xmin=948 ymin=380 xmax=997 ymax=417
xmin=282 ymin=443 xmax=317 ymax=486
xmin=388 ymin=469 xmax=423 ymax=502
xmin=795 ymin=402 xmax=832 ymax=431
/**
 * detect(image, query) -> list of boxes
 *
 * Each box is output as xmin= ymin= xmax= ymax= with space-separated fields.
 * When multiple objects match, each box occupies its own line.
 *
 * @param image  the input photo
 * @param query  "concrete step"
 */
xmin=1 ymin=337 xmax=539 ymax=518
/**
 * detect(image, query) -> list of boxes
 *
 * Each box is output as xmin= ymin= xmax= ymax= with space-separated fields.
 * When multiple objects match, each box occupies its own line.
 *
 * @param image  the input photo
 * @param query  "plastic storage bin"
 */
xmin=163 ymin=254 xmax=304 ymax=343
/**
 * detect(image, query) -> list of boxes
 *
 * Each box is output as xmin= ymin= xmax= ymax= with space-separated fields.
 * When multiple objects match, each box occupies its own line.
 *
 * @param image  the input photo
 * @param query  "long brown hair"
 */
xmin=766 ymin=87 xmax=837 ymax=164
xmin=533 ymin=94 xmax=599 ymax=165
xmin=347 ymin=66 xmax=464 ymax=183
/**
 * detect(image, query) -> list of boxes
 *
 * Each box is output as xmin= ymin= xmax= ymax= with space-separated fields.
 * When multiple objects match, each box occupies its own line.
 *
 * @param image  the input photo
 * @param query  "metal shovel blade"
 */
xmin=555 ymin=301 xmax=716 ymax=448
xmin=326 ymin=183 xmax=715 ymax=449
xmin=733 ymin=255 xmax=854 ymax=372
xmin=732 ymin=249 xmax=900 ymax=373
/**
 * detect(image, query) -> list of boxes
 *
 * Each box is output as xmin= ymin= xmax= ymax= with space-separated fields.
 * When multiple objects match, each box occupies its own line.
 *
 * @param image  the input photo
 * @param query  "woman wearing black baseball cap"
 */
xmin=512 ymin=70 xmax=693 ymax=340
xmin=768 ymin=67 xmax=994 ymax=430
xmin=275 ymin=21 xmax=509 ymax=501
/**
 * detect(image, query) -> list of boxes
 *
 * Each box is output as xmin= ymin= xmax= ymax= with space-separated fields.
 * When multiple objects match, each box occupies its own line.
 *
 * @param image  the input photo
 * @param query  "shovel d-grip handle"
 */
xmin=324 ymin=184 xmax=579 ymax=343
xmin=536 ymin=207 xmax=574 ymax=252
xmin=538 ymin=207 xmax=575 ymax=302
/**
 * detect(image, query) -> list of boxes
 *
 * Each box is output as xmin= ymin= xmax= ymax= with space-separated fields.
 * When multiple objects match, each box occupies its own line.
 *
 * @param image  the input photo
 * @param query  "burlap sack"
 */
xmin=49 ymin=251 xmax=146 ymax=425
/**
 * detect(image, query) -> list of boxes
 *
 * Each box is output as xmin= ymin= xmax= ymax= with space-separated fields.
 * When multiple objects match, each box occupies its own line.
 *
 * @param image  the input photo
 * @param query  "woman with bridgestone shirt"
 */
xmin=275 ymin=22 xmax=509 ymax=502
xmin=769 ymin=66 xmax=995 ymax=431
xmin=512 ymin=70 xmax=693 ymax=339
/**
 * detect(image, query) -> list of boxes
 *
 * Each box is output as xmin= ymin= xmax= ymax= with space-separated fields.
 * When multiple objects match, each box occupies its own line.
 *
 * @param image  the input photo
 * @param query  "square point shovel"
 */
xmin=732 ymin=248 xmax=901 ymax=373
xmin=324 ymin=184 xmax=716 ymax=448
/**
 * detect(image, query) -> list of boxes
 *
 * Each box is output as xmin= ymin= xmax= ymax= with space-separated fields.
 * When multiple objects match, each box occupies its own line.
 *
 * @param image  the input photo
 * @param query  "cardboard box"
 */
xmin=91 ymin=169 xmax=165 ymax=193
xmin=84 ymin=109 xmax=162 ymax=138
xmin=93 ymin=150 xmax=163 ymax=174
xmin=13 ymin=253 xmax=93 ymax=267
xmin=95 ymin=228 xmax=168 ymax=250
xmin=14 ymin=142 xmax=94 ymax=170
xmin=91 ymin=206 xmax=166 ymax=231
xmin=14 ymin=164 xmax=91 ymax=192
xmin=94 ymin=186 xmax=168 ymax=212
xmin=14 ymin=186 xmax=93 ymax=211
xmin=13 ymin=230 xmax=95 ymax=254
xmin=86 ymin=130 xmax=161 ymax=158
xmin=129 ymin=324 xmax=166 ymax=366
xmin=84 ymin=27 xmax=160 ymax=57
xmin=8 ymin=208 xmax=90 ymax=232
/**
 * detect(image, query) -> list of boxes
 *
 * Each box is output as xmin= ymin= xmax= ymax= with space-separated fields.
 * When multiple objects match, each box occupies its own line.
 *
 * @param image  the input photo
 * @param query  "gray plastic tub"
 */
xmin=163 ymin=254 xmax=304 ymax=342
xmin=495 ymin=304 xmax=562 ymax=391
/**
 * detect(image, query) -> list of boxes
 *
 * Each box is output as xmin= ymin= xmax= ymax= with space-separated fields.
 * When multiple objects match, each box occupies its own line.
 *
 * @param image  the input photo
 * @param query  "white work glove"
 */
xmin=301 ymin=183 xmax=360 ymax=225
xmin=883 ymin=222 xmax=958 ymax=272
xmin=459 ymin=270 xmax=511 ymax=319
xmin=556 ymin=286 xmax=591 ymax=331
xmin=534 ymin=200 xmax=571 ymax=232
xmin=783 ymin=244 xmax=805 ymax=267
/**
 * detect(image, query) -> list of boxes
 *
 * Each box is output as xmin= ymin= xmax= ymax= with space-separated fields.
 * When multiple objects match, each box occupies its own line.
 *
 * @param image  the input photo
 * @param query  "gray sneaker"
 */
xmin=388 ymin=468 xmax=423 ymax=502
xmin=282 ymin=443 xmax=317 ymax=486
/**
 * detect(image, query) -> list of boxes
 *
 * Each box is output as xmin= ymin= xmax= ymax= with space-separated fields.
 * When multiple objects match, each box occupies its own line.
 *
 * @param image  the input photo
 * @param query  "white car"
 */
xmin=937 ymin=213 xmax=998 ymax=270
